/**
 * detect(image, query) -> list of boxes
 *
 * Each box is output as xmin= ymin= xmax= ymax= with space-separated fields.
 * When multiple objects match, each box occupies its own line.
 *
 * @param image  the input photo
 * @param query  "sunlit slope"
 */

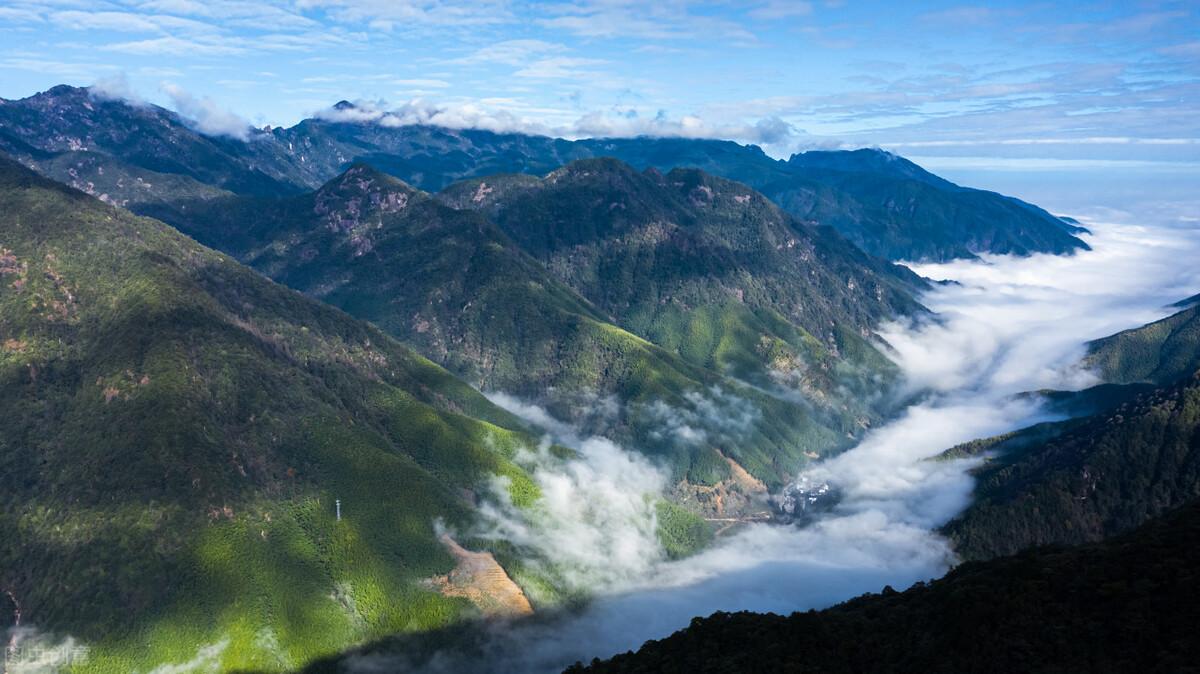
xmin=0 ymin=153 xmax=548 ymax=672
xmin=440 ymin=159 xmax=924 ymax=427
xmin=150 ymin=162 xmax=884 ymax=486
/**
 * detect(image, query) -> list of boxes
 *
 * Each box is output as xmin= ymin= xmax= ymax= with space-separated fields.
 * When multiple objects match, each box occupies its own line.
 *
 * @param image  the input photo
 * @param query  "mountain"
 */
xmin=940 ymin=303 xmax=1200 ymax=562
xmin=0 ymin=152 xmax=571 ymax=671
xmin=0 ymin=85 xmax=1087 ymax=262
xmin=141 ymin=159 xmax=926 ymax=489
xmin=437 ymin=158 xmax=925 ymax=379
xmin=0 ymin=84 xmax=293 ymax=198
xmin=758 ymin=149 xmax=1089 ymax=261
xmin=569 ymin=498 xmax=1200 ymax=674
xmin=941 ymin=371 xmax=1200 ymax=560
xmin=1082 ymin=301 xmax=1200 ymax=386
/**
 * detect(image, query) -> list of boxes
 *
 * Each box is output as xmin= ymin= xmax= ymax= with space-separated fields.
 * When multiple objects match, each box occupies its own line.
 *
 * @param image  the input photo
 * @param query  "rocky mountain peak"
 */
xmin=313 ymin=163 xmax=421 ymax=235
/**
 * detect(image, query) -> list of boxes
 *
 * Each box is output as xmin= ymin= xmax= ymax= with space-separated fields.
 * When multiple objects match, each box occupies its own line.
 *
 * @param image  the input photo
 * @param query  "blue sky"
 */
xmin=1 ymin=0 xmax=1198 ymax=214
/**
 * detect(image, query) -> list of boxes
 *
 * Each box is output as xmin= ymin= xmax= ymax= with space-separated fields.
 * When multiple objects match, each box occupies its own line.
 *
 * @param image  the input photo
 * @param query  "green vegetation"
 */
xmin=571 ymin=497 xmax=1200 ymax=673
xmin=439 ymin=159 xmax=923 ymax=444
xmin=654 ymin=501 xmax=713 ymax=560
xmin=940 ymin=302 xmax=1200 ymax=563
xmin=0 ymin=154 xmax=546 ymax=671
xmin=942 ymin=371 xmax=1200 ymax=561
xmin=1083 ymin=302 xmax=1200 ymax=385
xmin=137 ymin=159 xmax=920 ymax=486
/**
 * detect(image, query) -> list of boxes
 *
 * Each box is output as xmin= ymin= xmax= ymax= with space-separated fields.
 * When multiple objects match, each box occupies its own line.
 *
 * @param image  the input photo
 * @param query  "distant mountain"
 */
xmin=1175 ymin=293 xmax=1200 ymax=308
xmin=146 ymin=159 xmax=927 ymax=488
xmin=0 ymin=85 xmax=1087 ymax=262
xmin=760 ymin=149 xmax=1089 ymax=261
xmin=0 ymin=84 xmax=292 ymax=197
xmin=0 ymin=153 xmax=559 ymax=670
xmin=570 ymin=497 xmax=1200 ymax=674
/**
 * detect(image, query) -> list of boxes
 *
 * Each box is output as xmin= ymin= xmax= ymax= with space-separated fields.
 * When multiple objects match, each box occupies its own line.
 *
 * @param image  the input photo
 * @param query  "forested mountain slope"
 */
xmin=1083 ymin=302 xmax=1200 ymax=386
xmin=942 ymin=371 xmax=1200 ymax=560
xmin=0 ymin=153 xmax=553 ymax=672
xmin=941 ymin=300 xmax=1200 ymax=561
xmin=140 ymin=158 xmax=925 ymax=487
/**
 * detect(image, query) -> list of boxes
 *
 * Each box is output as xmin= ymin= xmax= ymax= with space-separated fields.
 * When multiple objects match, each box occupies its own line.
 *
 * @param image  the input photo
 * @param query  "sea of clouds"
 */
xmin=347 ymin=217 xmax=1200 ymax=673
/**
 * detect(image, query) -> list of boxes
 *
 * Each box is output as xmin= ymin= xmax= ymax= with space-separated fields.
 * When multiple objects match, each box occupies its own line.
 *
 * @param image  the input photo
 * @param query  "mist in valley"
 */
xmin=352 ymin=215 xmax=1200 ymax=673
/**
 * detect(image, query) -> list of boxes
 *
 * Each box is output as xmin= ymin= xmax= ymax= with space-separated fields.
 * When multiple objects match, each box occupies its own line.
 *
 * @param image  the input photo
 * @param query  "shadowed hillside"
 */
xmin=571 ymin=498 xmax=1200 ymax=674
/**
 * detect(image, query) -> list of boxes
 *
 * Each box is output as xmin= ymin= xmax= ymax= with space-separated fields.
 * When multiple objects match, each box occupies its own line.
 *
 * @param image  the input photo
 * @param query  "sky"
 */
xmin=0 ymin=0 xmax=1198 ymax=215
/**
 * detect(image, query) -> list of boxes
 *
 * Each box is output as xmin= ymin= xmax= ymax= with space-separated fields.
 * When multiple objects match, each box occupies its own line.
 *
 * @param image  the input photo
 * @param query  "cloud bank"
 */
xmin=356 ymin=214 xmax=1200 ymax=673
xmin=313 ymin=98 xmax=798 ymax=148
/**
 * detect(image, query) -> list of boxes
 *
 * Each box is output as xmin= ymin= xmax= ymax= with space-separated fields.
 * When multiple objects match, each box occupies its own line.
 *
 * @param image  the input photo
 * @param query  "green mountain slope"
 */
xmin=941 ymin=371 xmax=1200 ymax=561
xmin=142 ymin=162 xmax=870 ymax=488
xmin=0 ymin=86 xmax=1086 ymax=262
xmin=439 ymin=159 xmax=924 ymax=413
xmin=571 ymin=497 xmax=1200 ymax=674
xmin=1083 ymin=302 xmax=1200 ymax=385
xmin=939 ymin=303 xmax=1200 ymax=562
xmin=0 ymin=153 xmax=553 ymax=672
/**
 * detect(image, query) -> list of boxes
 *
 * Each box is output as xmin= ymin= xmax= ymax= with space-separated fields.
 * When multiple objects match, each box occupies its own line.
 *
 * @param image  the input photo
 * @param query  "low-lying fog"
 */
xmin=357 ymin=217 xmax=1200 ymax=673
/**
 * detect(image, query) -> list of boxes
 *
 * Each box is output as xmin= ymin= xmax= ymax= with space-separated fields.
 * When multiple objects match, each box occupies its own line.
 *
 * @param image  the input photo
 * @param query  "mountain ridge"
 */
xmin=0 ymin=84 xmax=1087 ymax=263
xmin=141 ymin=157 xmax=926 ymax=488
xmin=0 ymin=151 xmax=570 ymax=671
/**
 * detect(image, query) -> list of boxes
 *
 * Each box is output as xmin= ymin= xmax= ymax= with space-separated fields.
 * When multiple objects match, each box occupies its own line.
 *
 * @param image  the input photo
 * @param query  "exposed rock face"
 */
xmin=672 ymin=453 xmax=771 ymax=534
xmin=427 ymin=535 xmax=533 ymax=619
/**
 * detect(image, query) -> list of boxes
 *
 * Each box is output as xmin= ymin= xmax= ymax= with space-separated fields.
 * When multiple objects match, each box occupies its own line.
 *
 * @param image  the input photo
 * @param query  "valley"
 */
xmin=0 ymin=79 xmax=1196 ymax=674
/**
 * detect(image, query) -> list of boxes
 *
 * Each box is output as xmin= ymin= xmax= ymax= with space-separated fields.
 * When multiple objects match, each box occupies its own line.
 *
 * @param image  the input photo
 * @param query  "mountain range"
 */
xmin=137 ymin=155 xmax=928 ymax=490
xmin=0 ymin=85 xmax=1088 ymax=263
xmin=0 ymin=82 xmax=1176 ymax=674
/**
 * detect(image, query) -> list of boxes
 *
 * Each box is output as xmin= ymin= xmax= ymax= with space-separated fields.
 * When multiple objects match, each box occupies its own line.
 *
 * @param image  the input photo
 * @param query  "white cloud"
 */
xmin=49 ymin=9 xmax=216 ymax=34
xmin=449 ymin=39 xmax=567 ymax=66
xmin=351 ymin=217 xmax=1200 ymax=673
xmin=308 ymin=96 xmax=802 ymax=151
xmin=477 ymin=394 xmax=669 ymax=593
xmin=308 ymin=96 xmax=802 ymax=152
xmin=392 ymin=78 xmax=450 ymax=88
xmin=749 ymin=1 xmax=813 ymax=20
xmin=102 ymin=36 xmax=249 ymax=56
xmin=90 ymin=72 xmax=142 ymax=102
xmin=535 ymin=2 xmax=756 ymax=42
xmin=161 ymin=82 xmax=253 ymax=139
xmin=295 ymin=0 xmax=513 ymax=28
xmin=513 ymin=56 xmax=607 ymax=80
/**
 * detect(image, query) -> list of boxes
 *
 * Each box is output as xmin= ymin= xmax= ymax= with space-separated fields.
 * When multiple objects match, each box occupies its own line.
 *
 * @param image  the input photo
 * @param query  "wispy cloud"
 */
xmin=161 ymin=81 xmax=252 ymax=138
